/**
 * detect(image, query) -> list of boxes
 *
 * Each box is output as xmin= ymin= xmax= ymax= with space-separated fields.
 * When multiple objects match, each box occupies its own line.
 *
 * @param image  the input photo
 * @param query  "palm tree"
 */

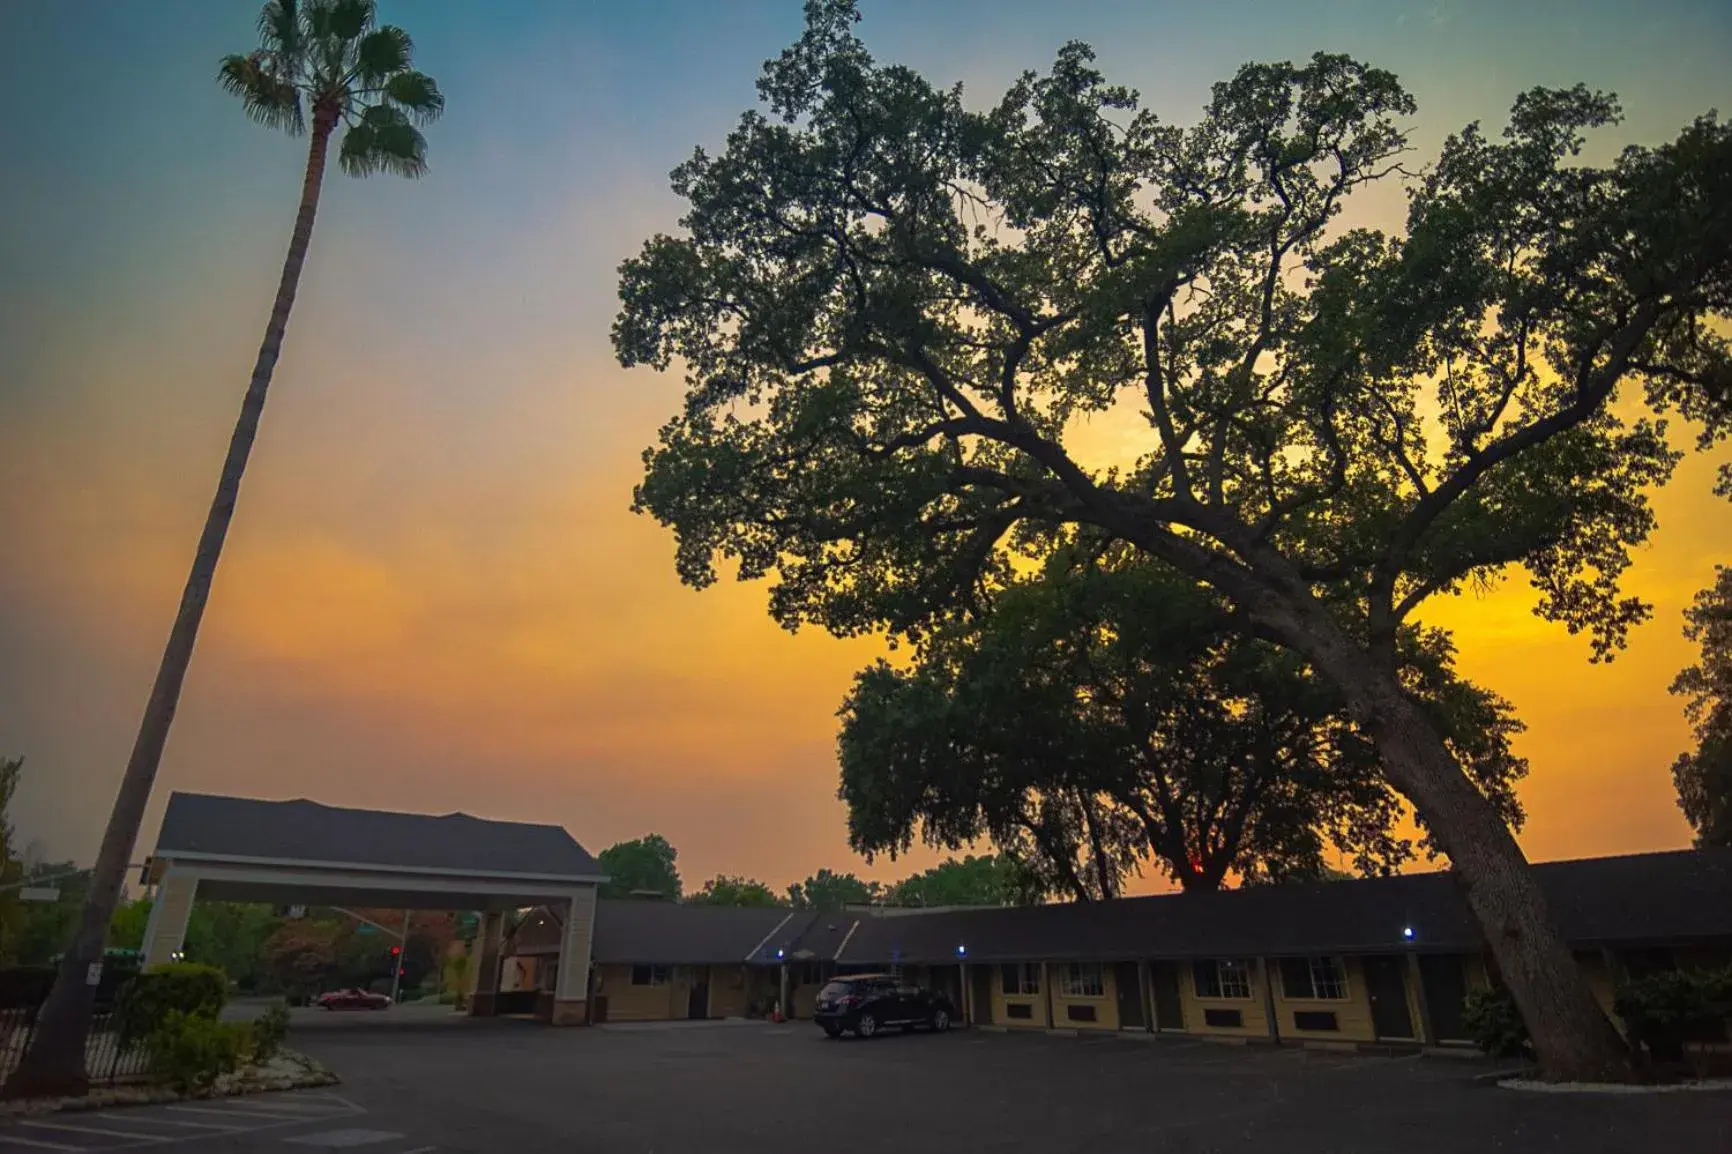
xmin=8 ymin=0 xmax=442 ymax=1096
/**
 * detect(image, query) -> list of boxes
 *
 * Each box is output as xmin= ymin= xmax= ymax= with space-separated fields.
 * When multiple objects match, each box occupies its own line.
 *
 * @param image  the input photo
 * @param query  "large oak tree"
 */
xmin=615 ymin=1 xmax=1731 ymax=1078
xmin=839 ymin=548 xmax=1526 ymax=897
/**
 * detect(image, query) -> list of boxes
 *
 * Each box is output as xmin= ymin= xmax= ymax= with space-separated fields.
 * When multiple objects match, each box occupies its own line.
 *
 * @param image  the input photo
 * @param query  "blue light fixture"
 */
xmin=956 ymin=944 xmax=967 ymax=957
xmin=775 ymin=948 xmax=785 ymax=960
xmin=1402 ymin=926 xmax=1415 ymax=941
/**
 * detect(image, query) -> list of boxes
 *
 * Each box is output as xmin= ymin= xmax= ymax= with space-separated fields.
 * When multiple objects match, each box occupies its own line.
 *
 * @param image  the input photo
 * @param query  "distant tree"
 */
xmin=788 ymin=869 xmax=880 ymax=908
xmin=1672 ymin=567 xmax=1732 ymax=847
xmin=20 ymin=0 xmax=447 ymax=1094
xmin=886 ymin=855 xmax=1039 ymax=908
xmin=106 ymin=899 xmax=152 ymax=952
xmin=685 ymin=876 xmax=784 ymax=908
xmin=597 ymin=834 xmax=683 ymax=900
xmin=613 ymin=0 xmax=1732 ymax=1078
xmin=260 ymin=920 xmax=344 ymax=1000
xmin=841 ymin=554 xmax=1525 ymax=896
xmin=185 ymin=903 xmax=286 ymax=989
xmin=0 ymin=756 xmax=26 ymax=963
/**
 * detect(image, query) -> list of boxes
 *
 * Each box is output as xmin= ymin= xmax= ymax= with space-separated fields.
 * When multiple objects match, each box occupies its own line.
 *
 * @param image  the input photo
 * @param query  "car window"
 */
xmin=818 ymin=980 xmax=856 ymax=998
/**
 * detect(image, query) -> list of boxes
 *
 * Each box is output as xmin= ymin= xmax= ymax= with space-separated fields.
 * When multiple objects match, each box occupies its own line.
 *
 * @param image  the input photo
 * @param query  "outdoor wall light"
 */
xmin=775 ymin=948 xmax=785 ymax=959
xmin=1402 ymin=926 xmax=1415 ymax=941
xmin=956 ymin=944 xmax=967 ymax=957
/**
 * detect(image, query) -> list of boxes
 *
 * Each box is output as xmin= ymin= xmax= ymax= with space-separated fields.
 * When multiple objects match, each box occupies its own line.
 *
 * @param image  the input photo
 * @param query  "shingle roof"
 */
xmin=591 ymin=901 xmax=796 ymax=964
xmin=152 ymin=792 xmax=603 ymax=880
xmin=829 ymin=848 xmax=1732 ymax=965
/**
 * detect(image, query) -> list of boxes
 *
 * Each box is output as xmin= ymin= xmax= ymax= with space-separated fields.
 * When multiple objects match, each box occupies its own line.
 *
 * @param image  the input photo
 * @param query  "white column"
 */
xmin=552 ymin=886 xmax=597 ymax=1024
xmin=142 ymin=869 xmax=198 ymax=968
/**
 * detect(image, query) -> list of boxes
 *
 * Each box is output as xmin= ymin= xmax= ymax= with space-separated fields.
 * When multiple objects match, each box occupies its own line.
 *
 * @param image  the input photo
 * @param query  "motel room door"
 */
xmin=970 ymin=966 xmax=994 ymax=1026
xmin=1113 ymin=962 xmax=1145 ymax=1029
xmin=1363 ymin=955 xmax=1416 ymax=1040
xmin=688 ymin=968 xmax=710 ymax=1019
xmin=1149 ymin=962 xmax=1184 ymax=1030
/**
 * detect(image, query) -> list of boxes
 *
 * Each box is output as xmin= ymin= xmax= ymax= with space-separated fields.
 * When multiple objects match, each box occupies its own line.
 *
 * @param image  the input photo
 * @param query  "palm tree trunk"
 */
xmin=7 ymin=108 xmax=338 ymax=1098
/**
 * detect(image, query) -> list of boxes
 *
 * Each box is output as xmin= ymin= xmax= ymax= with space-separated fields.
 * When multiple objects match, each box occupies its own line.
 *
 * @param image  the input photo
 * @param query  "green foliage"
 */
xmin=107 ymin=897 xmax=152 ymax=952
xmin=885 ymin=855 xmax=1036 ymax=907
xmin=250 ymin=1003 xmax=291 ymax=1062
xmin=1671 ymin=567 xmax=1732 ymax=847
xmin=839 ymin=554 xmax=1526 ymax=895
xmin=0 ymin=756 xmax=26 ymax=964
xmin=685 ymin=875 xmax=783 ymax=908
xmin=145 ymin=1010 xmax=252 ymax=1094
xmin=1463 ymin=986 xmax=1532 ymax=1059
xmin=598 ymin=834 xmax=683 ymax=900
xmin=219 ymin=0 xmax=443 ymax=177
xmin=788 ymin=869 xmax=879 ymax=908
xmin=115 ymin=963 xmax=229 ymax=1046
xmin=1613 ymin=966 xmax=1732 ymax=1060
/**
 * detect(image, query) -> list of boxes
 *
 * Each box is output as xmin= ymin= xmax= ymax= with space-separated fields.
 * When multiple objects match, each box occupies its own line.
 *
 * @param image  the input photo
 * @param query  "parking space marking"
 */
xmin=17 ymin=1120 xmax=166 ymax=1142
xmin=0 ymin=1134 xmax=85 ymax=1152
xmin=282 ymin=1130 xmax=405 ymax=1148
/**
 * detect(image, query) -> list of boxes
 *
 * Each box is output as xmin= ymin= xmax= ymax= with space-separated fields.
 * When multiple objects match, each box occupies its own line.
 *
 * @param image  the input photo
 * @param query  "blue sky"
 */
xmin=1 ymin=0 xmax=1728 ymax=886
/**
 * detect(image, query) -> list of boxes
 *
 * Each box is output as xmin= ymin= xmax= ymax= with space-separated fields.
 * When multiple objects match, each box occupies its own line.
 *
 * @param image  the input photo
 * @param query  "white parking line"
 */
xmin=163 ymin=1105 xmax=309 ymax=1121
xmin=0 ymin=1133 xmax=85 ymax=1152
xmin=18 ymin=1118 xmax=166 ymax=1141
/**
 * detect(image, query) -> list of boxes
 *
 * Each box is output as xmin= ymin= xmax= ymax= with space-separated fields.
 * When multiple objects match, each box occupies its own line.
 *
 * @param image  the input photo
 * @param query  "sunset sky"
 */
xmin=2 ymin=0 xmax=1728 ymax=894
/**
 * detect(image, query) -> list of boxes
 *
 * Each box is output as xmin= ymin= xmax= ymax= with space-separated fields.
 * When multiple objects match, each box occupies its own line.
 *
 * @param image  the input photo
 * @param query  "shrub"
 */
xmin=146 ymin=1010 xmax=252 ymax=1094
xmin=115 ymin=963 xmax=229 ymax=1046
xmin=251 ymin=1003 xmax=291 ymax=1062
xmin=1614 ymin=966 xmax=1732 ymax=1063
xmin=1463 ymin=985 xmax=1531 ymax=1059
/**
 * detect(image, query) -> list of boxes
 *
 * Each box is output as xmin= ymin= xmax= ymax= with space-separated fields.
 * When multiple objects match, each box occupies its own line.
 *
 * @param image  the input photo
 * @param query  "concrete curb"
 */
xmin=1498 ymin=1076 xmax=1732 ymax=1095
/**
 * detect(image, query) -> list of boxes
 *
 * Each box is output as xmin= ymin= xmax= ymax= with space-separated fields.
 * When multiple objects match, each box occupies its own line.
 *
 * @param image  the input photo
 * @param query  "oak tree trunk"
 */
xmin=1305 ymin=627 xmax=1634 ymax=1082
xmin=6 ymin=109 xmax=338 ymax=1099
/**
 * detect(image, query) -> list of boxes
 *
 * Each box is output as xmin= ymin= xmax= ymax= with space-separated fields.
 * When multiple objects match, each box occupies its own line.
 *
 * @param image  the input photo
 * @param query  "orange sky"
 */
xmin=2 ymin=0 xmax=1728 ymax=894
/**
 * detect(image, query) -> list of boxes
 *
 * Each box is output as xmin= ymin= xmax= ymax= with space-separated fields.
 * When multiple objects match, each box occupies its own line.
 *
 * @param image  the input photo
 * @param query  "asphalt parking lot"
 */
xmin=1 ymin=1010 xmax=1726 ymax=1153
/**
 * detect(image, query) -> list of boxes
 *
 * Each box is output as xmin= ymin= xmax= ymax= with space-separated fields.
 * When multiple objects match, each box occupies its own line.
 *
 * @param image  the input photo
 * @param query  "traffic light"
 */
xmin=389 ymin=944 xmax=401 ymax=957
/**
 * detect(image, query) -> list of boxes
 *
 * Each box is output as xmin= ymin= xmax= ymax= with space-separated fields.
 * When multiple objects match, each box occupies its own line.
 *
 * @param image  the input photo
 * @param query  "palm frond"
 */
xmin=325 ymin=0 xmax=375 ymax=43
xmin=339 ymin=104 xmax=428 ymax=178
xmin=382 ymin=70 xmax=444 ymax=125
xmin=257 ymin=0 xmax=301 ymax=61
xmin=218 ymin=52 xmax=305 ymax=134
xmin=355 ymin=25 xmax=411 ymax=82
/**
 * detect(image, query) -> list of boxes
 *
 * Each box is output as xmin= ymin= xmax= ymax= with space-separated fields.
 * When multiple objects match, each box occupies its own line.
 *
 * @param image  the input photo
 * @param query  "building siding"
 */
xmin=1270 ymin=957 xmax=1378 ymax=1043
xmin=594 ymin=963 xmax=681 ymax=1021
xmin=1178 ymin=958 xmax=1269 ymax=1039
xmin=707 ymin=965 xmax=751 ymax=1018
xmin=1050 ymin=962 xmax=1119 ymax=1030
xmin=992 ymin=963 xmax=1049 ymax=1029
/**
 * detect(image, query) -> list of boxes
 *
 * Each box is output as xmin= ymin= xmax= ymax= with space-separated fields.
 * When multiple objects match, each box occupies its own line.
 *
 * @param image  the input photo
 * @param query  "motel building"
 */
xmin=141 ymin=792 xmax=1732 ymax=1050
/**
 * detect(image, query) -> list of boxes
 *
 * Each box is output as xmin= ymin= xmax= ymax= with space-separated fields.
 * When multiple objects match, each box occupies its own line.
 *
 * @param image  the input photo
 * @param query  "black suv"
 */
xmin=812 ymin=974 xmax=956 ymax=1039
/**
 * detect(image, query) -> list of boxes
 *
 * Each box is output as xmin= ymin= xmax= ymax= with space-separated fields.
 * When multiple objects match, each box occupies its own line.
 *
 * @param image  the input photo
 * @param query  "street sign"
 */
xmin=19 ymin=887 xmax=59 ymax=903
xmin=357 ymin=924 xmax=377 ymax=935
xmin=85 ymin=962 xmax=103 ymax=986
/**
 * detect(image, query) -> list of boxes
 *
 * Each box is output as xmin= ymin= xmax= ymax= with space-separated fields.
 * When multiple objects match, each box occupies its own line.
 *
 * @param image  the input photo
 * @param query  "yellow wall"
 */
xmin=992 ymin=963 xmax=1049 ymax=1029
xmin=1050 ymin=963 xmax=1120 ymax=1031
xmin=707 ymin=965 xmax=750 ymax=1019
xmin=1573 ymin=951 xmax=1620 ymax=1025
xmin=593 ymin=963 xmax=686 ymax=1022
xmin=1178 ymin=959 xmax=1269 ymax=1039
xmin=1270 ymin=957 xmax=1377 ymax=1043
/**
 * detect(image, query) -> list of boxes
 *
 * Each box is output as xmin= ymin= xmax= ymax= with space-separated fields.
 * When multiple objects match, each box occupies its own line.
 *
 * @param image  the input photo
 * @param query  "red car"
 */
xmin=314 ymin=987 xmax=391 ymax=1011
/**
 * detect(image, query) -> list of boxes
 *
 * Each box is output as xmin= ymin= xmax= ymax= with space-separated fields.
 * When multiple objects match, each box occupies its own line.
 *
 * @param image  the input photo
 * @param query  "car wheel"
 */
xmin=855 ymin=1013 xmax=878 ymax=1039
xmin=930 ymin=1008 xmax=951 ymax=1032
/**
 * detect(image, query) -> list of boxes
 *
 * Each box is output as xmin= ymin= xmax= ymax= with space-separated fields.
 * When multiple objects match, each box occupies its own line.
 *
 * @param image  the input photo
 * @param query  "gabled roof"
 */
xmin=591 ymin=901 xmax=797 ymax=965
xmin=153 ymin=792 xmax=603 ymax=880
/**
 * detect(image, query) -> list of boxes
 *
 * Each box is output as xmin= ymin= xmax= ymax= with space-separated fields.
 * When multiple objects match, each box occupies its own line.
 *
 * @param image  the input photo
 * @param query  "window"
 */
xmin=1192 ymin=959 xmax=1252 ymax=1000
xmin=1000 ymin=963 xmax=1041 ymax=996
xmin=1279 ymin=956 xmax=1349 ymax=1001
xmin=1065 ymin=1003 xmax=1098 ymax=1023
xmin=1006 ymin=1002 xmax=1034 ymax=1020
xmin=1202 ymin=1007 xmax=1244 ymax=1028
xmin=630 ymin=964 xmax=671 ymax=987
xmin=1061 ymin=963 xmax=1105 ymax=998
